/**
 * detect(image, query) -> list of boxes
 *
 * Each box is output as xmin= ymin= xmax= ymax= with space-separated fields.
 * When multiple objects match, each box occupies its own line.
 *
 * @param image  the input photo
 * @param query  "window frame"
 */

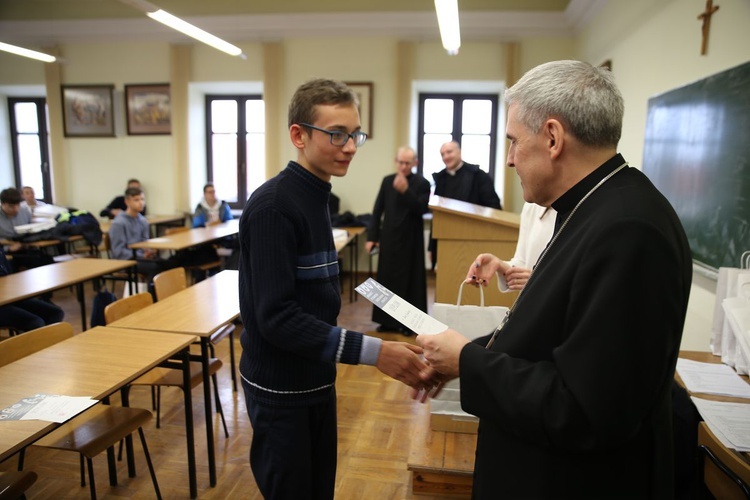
xmin=205 ymin=93 xmax=263 ymax=210
xmin=416 ymin=92 xmax=500 ymax=182
xmin=8 ymin=97 xmax=53 ymax=202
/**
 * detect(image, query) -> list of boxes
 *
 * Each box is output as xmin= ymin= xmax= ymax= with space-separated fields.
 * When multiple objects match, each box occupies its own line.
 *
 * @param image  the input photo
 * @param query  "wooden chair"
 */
xmin=0 ymin=322 xmax=161 ymax=500
xmin=698 ymin=422 xmax=750 ymax=499
xmin=0 ymin=470 xmax=37 ymax=500
xmin=164 ymin=226 xmax=223 ymax=283
xmin=153 ymin=267 xmax=238 ymax=391
xmin=104 ymin=293 xmax=228 ymax=436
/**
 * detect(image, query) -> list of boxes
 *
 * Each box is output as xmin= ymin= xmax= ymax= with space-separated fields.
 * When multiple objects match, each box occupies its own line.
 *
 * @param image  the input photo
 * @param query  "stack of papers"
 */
xmin=691 ymin=397 xmax=750 ymax=452
xmin=676 ymin=358 xmax=750 ymax=398
xmin=1 ymin=394 xmax=98 ymax=423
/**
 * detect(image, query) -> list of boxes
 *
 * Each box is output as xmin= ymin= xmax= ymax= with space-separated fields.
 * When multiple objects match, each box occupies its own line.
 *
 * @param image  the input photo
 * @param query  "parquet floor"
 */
xmin=0 ymin=272 xmax=463 ymax=499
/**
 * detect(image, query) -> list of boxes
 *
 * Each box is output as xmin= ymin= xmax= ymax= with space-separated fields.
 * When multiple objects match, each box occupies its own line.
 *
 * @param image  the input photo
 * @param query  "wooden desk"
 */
xmin=128 ymin=219 xmax=239 ymax=253
xmin=430 ymin=196 xmax=520 ymax=308
xmin=100 ymin=213 xmax=186 ymax=237
xmin=107 ymin=270 xmax=239 ymax=488
xmin=0 ymin=258 xmax=136 ymax=331
xmin=407 ymin=400 xmax=474 ymax=497
xmin=334 ymin=227 xmax=365 ymax=303
xmin=0 ymin=326 xmax=199 ymax=497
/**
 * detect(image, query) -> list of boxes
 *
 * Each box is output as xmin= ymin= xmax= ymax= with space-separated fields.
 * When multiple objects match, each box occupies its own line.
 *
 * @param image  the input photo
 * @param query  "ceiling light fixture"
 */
xmin=118 ymin=0 xmax=246 ymax=58
xmin=434 ymin=0 xmax=461 ymax=56
xmin=0 ymin=42 xmax=56 ymax=63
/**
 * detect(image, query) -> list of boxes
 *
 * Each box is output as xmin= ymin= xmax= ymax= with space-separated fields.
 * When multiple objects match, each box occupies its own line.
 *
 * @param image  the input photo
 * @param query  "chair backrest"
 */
xmin=698 ymin=422 xmax=750 ymax=500
xmin=104 ymin=292 xmax=154 ymax=324
xmin=165 ymin=226 xmax=189 ymax=236
xmin=0 ymin=322 xmax=74 ymax=367
xmin=153 ymin=267 xmax=187 ymax=301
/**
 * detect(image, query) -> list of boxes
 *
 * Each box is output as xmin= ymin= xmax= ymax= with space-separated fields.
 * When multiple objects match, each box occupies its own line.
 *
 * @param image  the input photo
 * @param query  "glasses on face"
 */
xmin=299 ymin=123 xmax=367 ymax=147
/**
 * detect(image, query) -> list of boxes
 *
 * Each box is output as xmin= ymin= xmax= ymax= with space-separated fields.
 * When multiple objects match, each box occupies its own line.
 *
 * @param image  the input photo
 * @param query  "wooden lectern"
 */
xmin=430 ymin=196 xmax=521 ymax=308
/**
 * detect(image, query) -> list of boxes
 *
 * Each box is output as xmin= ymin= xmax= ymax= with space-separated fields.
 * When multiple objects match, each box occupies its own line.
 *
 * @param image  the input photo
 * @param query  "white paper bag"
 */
xmin=711 ymin=266 xmax=750 ymax=358
xmin=432 ymin=282 xmax=509 ymax=395
xmin=722 ymin=296 xmax=750 ymax=375
xmin=432 ymin=281 xmax=508 ymax=342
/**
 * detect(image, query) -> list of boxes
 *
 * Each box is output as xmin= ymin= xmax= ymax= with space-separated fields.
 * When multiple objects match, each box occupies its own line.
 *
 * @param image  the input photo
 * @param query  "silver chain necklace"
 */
xmin=485 ymin=161 xmax=629 ymax=349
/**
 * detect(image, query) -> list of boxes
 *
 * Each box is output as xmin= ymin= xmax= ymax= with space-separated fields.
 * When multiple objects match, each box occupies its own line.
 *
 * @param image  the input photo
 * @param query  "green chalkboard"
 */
xmin=643 ymin=60 xmax=750 ymax=272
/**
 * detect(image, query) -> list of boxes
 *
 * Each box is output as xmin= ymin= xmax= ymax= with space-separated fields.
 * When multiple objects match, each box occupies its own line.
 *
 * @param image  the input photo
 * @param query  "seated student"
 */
xmin=100 ymin=179 xmax=147 ymax=219
xmin=192 ymin=183 xmax=233 ymax=227
xmin=0 ymin=246 xmax=64 ymax=332
xmin=0 ymin=187 xmax=32 ymax=239
xmin=20 ymin=186 xmax=46 ymax=214
xmin=108 ymin=186 xmax=174 ymax=285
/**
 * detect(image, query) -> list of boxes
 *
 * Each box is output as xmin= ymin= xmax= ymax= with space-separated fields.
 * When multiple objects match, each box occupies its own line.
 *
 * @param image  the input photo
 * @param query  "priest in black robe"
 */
xmin=366 ymin=147 xmax=431 ymax=335
xmin=417 ymin=60 xmax=692 ymax=498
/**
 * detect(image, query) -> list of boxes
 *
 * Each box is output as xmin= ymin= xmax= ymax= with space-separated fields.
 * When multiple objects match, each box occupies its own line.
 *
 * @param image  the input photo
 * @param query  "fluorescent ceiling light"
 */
xmin=434 ymin=0 xmax=461 ymax=55
xmin=119 ymin=0 xmax=245 ymax=58
xmin=0 ymin=42 xmax=56 ymax=63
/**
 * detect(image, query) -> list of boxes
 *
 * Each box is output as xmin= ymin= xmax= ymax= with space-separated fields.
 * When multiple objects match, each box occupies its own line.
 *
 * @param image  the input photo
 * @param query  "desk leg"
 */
xmin=76 ymin=283 xmax=87 ymax=331
xmin=180 ymin=348 xmax=198 ymax=499
xmin=201 ymin=338 xmax=217 ymax=487
xmin=120 ymin=387 xmax=136 ymax=477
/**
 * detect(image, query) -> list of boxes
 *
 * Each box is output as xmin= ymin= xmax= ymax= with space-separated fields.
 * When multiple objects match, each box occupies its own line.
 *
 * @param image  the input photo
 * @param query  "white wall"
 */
xmin=576 ymin=0 xmax=750 ymax=351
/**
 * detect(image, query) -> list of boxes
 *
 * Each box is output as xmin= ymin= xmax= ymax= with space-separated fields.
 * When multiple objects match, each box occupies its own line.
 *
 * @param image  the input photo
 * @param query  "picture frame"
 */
xmin=345 ymin=81 xmax=374 ymax=139
xmin=61 ymin=84 xmax=115 ymax=137
xmin=125 ymin=83 xmax=171 ymax=135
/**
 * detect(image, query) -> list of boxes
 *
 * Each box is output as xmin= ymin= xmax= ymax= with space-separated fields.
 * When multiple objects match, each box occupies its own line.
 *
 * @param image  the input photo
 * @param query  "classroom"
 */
xmin=0 ymin=0 xmax=749 ymax=497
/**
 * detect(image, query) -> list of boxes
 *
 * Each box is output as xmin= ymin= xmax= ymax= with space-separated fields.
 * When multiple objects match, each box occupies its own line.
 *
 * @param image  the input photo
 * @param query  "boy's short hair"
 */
xmin=203 ymin=183 xmax=215 ymax=193
xmin=288 ymin=78 xmax=359 ymax=128
xmin=0 ymin=188 xmax=22 ymax=205
xmin=124 ymin=187 xmax=143 ymax=198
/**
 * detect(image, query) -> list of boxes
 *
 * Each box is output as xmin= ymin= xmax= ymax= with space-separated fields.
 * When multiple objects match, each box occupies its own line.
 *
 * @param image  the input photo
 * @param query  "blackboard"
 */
xmin=642 ymin=60 xmax=750 ymax=273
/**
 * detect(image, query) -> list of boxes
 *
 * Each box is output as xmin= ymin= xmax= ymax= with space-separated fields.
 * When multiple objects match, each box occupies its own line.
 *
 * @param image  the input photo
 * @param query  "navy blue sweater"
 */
xmin=238 ymin=162 xmax=375 ymax=406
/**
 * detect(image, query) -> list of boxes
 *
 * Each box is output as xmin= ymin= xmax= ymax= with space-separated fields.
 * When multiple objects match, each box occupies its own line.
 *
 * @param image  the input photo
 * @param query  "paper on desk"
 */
xmin=676 ymin=358 xmax=750 ymax=398
xmin=0 ymin=394 xmax=98 ymax=423
xmin=691 ymin=397 xmax=750 ymax=452
xmin=355 ymin=278 xmax=448 ymax=335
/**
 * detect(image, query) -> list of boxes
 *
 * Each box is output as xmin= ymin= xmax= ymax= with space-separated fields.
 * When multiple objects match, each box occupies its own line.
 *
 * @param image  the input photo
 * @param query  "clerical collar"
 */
xmin=551 ymin=153 xmax=627 ymax=232
xmin=446 ymin=162 xmax=464 ymax=176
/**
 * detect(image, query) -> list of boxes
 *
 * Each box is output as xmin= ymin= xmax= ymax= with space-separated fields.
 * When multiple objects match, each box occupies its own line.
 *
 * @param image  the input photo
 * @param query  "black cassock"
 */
xmin=367 ymin=172 xmax=431 ymax=330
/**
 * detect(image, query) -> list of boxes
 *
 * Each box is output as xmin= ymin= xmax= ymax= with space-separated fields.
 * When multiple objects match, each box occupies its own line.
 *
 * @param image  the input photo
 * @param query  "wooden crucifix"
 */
xmin=697 ymin=0 xmax=719 ymax=55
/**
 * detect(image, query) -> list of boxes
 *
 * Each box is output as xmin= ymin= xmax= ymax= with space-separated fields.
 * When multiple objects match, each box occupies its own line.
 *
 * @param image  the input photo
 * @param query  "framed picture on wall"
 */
xmin=124 ymin=83 xmax=171 ymax=135
xmin=61 ymin=84 xmax=115 ymax=137
xmin=345 ymin=81 xmax=374 ymax=139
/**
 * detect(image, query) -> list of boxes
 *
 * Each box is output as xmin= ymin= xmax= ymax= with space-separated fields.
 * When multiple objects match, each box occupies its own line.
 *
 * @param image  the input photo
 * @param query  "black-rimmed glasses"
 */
xmin=299 ymin=123 xmax=367 ymax=147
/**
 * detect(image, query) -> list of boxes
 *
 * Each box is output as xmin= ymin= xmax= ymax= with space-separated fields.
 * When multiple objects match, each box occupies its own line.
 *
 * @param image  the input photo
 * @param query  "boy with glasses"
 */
xmin=237 ymin=78 xmax=437 ymax=499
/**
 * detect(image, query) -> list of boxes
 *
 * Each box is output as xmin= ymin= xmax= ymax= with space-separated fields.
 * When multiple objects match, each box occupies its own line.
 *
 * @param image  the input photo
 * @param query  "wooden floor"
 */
xmin=0 ymin=271 xmax=468 ymax=499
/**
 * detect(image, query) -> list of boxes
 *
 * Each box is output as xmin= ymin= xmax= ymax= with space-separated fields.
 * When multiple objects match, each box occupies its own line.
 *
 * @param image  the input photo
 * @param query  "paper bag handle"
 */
xmin=456 ymin=281 xmax=485 ymax=307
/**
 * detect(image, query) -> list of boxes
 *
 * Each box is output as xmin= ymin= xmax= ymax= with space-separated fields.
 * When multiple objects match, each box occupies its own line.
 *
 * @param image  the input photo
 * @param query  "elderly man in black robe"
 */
xmin=366 ymin=146 xmax=430 ymax=335
xmin=417 ymin=60 xmax=692 ymax=498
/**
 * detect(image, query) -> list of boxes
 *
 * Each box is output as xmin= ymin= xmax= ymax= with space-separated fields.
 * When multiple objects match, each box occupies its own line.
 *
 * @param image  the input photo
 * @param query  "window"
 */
xmin=8 ymin=97 xmax=52 ymax=201
xmin=205 ymin=95 xmax=265 ymax=209
xmin=417 ymin=93 xmax=499 ymax=184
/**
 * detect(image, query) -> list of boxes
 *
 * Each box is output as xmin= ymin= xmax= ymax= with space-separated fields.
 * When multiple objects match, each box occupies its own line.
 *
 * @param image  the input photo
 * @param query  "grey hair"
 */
xmin=504 ymin=60 xmax=623 ymax=148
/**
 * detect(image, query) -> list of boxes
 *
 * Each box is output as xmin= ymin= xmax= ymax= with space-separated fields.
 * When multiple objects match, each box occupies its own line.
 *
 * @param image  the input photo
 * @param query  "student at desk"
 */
xmin=192 ymin=183 xmax=232 ymax=227
xmin=0 ymin=246 xmax=64 ymax=332
xmin=100 ymin=179 xmax=147 ymax=220
xmin=0 ymin=188 xmax=32 ymax=240
xmin=108 ymin=186 xmax=175 ymax=285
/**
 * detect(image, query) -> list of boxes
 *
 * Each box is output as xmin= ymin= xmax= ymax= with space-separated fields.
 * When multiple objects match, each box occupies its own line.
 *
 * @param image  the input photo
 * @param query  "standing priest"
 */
xmin=366 ymin=146 xmax=431 ymax=335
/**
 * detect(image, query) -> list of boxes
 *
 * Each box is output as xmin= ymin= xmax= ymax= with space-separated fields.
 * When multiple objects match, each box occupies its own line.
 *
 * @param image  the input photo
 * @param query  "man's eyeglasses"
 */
xmin=299 ymin=123 xmax=367 ymax=147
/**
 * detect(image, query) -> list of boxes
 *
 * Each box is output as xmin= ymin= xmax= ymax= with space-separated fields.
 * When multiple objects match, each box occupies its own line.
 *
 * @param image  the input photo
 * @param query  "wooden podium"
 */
xmin=430 ymin=196 xmax=521 ymax=308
